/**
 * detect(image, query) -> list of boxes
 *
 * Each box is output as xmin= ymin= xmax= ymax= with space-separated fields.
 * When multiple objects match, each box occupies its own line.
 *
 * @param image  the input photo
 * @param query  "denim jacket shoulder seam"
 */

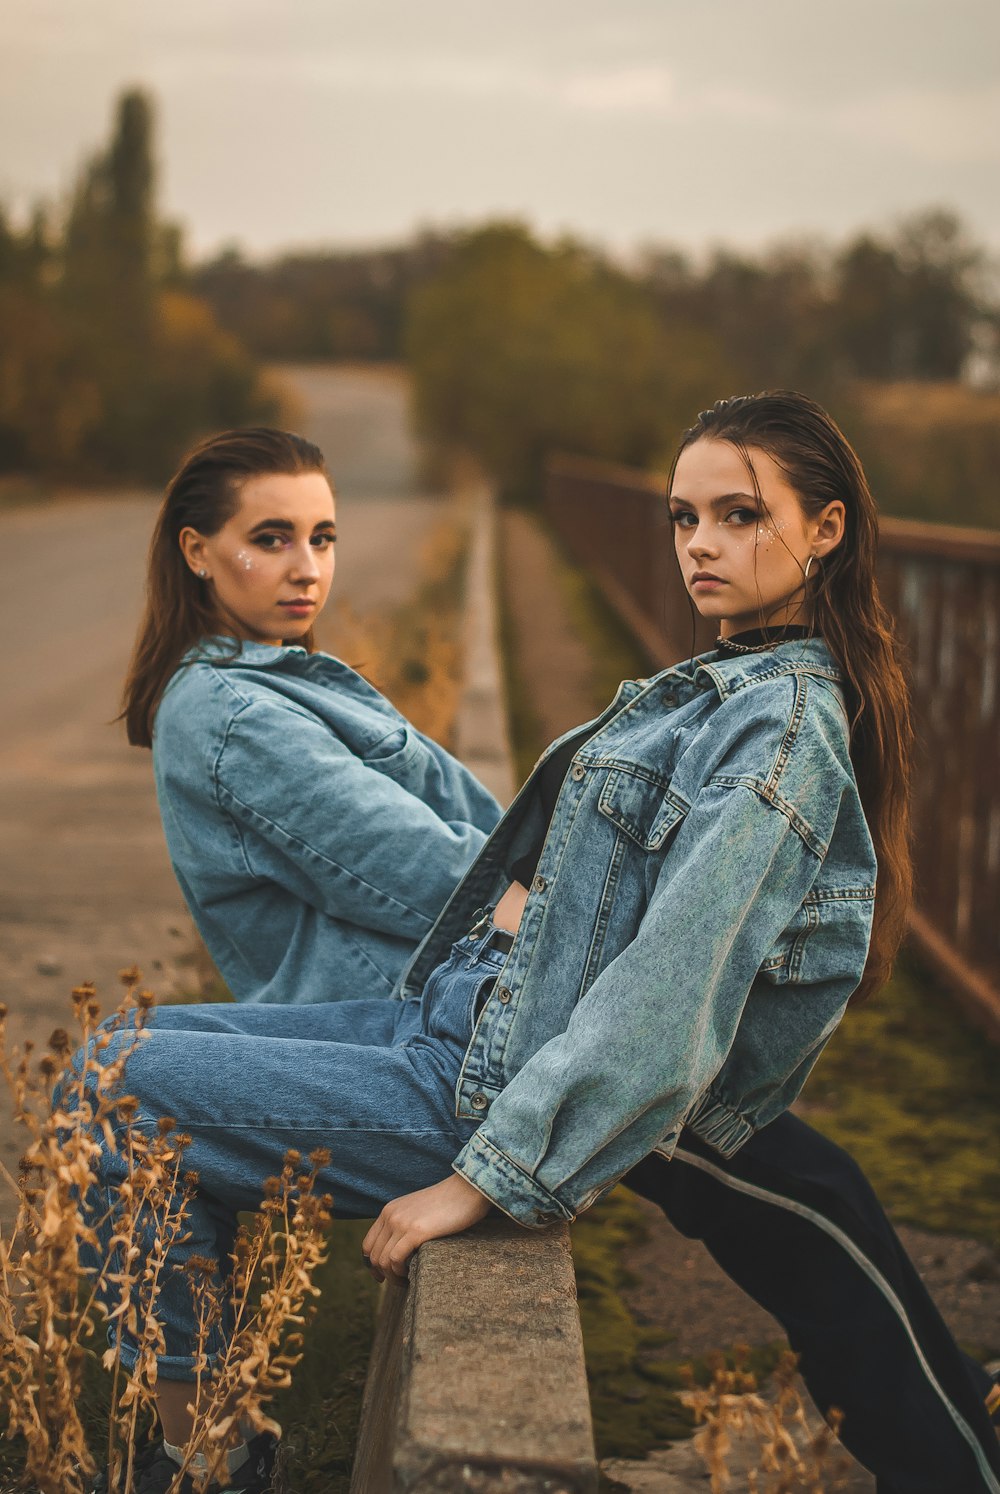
xmin=199 ymin=663 xmax=260 ymax=712
xmin=707 ymin=774 xmax=826 ymax=858
xmin=764 ymin=672 xmax=810 ymax=794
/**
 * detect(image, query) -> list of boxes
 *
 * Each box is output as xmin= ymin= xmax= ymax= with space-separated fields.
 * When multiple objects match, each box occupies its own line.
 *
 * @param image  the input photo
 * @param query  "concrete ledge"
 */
xmin=348 ymin=478 xmax=596 ymax=1492
xmin=350 ymin=1218 xmax=598 ymax=1494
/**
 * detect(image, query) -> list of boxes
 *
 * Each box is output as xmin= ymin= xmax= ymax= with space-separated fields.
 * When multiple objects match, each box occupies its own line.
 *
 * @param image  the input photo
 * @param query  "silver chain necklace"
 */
xmin=716 ymin=629 xmax=811 ymax=655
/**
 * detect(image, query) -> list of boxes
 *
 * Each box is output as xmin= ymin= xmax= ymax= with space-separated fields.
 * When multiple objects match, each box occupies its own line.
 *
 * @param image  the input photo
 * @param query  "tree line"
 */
xmin=196 ymin=215 xmax=999 ymax=524
xmin=197 ymin=211 xmax=995 ymax=392
xmin=0 ymin=91 xmax=280 ymax=483
xmin=3 ymin=84 xmax=997 ymax=527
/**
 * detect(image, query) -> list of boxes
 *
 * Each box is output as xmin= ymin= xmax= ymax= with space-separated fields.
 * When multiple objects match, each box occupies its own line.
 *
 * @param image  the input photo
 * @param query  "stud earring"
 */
xmin=197 ymin=568 xmax=208 ymax=579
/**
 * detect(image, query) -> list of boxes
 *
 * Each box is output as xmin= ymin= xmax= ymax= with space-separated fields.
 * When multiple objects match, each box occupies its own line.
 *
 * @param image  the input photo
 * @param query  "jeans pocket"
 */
xmin=424 ymin=966 xmax=497 ymax=1047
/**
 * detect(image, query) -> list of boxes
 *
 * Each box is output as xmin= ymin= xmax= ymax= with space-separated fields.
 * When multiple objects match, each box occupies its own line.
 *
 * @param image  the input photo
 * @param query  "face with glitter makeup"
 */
xmin=668 ymin=439 xmax=845 ymax=638
xmin=179 ymin=471 xmax=336 ymax=645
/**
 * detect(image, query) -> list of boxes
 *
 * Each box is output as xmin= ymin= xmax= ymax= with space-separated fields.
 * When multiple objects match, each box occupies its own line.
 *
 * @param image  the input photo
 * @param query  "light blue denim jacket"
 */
xmin=152 ymin=638 xmax=502 ymax=1003
xmin=396 ymin=637 xmax=877 ymax=1229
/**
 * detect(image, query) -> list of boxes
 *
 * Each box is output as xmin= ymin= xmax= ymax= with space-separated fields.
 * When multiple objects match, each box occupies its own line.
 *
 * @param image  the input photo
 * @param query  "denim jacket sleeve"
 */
xmin=213 ymin=697 xmax=493 ymax=941
xmin=451 ymin=688 xmax=860 ymax=1227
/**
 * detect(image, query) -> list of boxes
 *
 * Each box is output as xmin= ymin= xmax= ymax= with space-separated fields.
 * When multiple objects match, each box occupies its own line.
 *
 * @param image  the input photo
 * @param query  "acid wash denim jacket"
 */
xmin=152 ymin=638 xmax=501 ymax=1004
xmin=396 ymin=636 xmax=878 ymax=1229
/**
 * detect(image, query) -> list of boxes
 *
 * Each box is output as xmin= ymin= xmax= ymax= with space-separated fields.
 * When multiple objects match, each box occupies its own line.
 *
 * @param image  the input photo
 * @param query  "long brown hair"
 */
xmin=668 ymin=391 xmax=913 ymax=1003
xmin=122 ymin=427 xmax=330 ymax=747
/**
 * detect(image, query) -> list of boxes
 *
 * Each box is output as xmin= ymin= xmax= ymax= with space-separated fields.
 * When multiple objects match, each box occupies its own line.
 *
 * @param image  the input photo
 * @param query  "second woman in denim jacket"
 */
xmin=406 ymin=632 xmax=876 ymax=1225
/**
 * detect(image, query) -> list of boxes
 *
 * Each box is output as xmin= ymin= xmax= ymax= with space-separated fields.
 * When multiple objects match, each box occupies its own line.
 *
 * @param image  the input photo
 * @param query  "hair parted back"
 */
xmin=122 ymin=427 xmax=330 ymax=748
xmin=668 ymin=390 xmax=913 ymax=1004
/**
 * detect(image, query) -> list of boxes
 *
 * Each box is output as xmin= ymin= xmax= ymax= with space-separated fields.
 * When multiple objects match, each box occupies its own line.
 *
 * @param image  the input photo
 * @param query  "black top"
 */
xmin=508 ymin=625 xmax=813 ymax=887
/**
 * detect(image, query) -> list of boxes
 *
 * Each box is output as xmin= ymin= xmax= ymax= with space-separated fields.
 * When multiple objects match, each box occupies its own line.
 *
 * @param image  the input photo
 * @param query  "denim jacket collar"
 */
xmin=680 ymin=634 xmax=842 ymax=701
xmin=181 ymin=635 xmax=309 ymax=669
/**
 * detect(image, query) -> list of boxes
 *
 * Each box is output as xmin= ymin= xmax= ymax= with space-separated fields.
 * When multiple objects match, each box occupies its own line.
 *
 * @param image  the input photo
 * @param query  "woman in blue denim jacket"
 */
xmin=87 ymin=402 xmax=998 ymax=1493
xmin=121 ymin=429 xmax=502 ymax=1004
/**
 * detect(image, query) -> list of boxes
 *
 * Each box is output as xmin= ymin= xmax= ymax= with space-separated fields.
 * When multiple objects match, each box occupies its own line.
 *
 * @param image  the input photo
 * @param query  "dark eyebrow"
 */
xmin=246 ymin=517 xmax=336 ymax=535
xmin=247 ymin=518 xmax=293 ymax=535
xmin=667 ymin=492 xmax=760 ymax=509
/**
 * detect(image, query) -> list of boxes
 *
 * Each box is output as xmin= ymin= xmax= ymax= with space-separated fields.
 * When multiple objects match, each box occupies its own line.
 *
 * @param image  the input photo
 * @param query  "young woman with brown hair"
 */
xmin=120 ymin=427 xmax=501 ymax=1007
xmin=81 ymin=398 xmax=998 ymax=1493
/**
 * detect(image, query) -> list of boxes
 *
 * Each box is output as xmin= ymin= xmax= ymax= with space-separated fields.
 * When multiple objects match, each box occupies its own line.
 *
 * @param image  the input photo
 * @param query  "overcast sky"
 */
xmin=2 ymin=0 xmax=998 ymax=261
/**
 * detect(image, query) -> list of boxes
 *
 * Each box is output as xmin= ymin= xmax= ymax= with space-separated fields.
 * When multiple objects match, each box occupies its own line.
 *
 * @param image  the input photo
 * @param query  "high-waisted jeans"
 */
xmin=77 ymin=925 xmax=509 ymax=1380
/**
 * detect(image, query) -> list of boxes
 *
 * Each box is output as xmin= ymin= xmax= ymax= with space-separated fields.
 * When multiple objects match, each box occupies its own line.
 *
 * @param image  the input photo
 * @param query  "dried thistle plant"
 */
xmin=165 ymin=1149 xmax=332 ymax=1492
xmin=0 ymin=973 xmax=332 ymax=1494
xmin=0 ymin=968 xmax=157 ymax=1492
xmin=683 ymin=1347 xmax=850 ymax=1493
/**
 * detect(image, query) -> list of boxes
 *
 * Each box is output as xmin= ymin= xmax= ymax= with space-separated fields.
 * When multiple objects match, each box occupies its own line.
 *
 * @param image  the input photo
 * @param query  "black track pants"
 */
xmin=624 ymin=1112 xmax=1000 ymax=1493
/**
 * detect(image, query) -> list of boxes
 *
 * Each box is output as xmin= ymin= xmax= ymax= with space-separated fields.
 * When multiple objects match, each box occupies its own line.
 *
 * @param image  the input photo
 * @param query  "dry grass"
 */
xmin=0 ymin=970 xmax=332 ymax=1493
xmin=684 ymin=1349 xmax=850 ymax=1493
xmin=844 ymin=380 xmax=1000 ymax=530
xmin=320 ymin=515 xmax=468 ymax=749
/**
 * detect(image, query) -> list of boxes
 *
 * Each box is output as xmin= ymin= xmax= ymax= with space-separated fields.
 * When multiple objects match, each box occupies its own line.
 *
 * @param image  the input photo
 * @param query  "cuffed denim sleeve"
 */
xmin=214 ymin=698 xmax=494 ymax=941
xmin=452 ymin=779 xmax=837 ymax=1228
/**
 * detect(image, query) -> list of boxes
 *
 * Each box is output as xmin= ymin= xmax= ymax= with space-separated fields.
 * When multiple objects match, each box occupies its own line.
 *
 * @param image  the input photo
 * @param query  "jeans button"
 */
xmin=571 ymin=763 xmax=586 ymax=781
xmin=470 ymin=1092 xmax=489 ymax=1111
xmin=532 ymin=875 xmax=547 ymax=893
xmin=497 ymin=986 xmax=512 ymax=1004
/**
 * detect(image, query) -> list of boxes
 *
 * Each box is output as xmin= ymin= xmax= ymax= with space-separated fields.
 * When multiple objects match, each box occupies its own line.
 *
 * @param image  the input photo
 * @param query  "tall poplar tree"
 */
xmin=61 ymin=90 xmax=156 ymax=467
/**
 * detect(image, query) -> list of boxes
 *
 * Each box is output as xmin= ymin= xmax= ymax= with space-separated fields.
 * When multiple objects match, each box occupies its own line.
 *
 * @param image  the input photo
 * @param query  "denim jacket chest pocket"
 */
xmin=597 ymin=766 xmax=690 ymax=851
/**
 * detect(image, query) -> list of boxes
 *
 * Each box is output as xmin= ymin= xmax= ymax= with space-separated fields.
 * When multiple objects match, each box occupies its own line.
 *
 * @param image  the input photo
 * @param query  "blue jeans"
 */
xmin=79 ymin=925 xmax=509 ymax=1380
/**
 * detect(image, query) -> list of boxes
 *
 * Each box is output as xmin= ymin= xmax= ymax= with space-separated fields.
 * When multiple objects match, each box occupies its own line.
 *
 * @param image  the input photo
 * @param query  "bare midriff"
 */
xmin=493 ymin=880 xmax=529 ymax=934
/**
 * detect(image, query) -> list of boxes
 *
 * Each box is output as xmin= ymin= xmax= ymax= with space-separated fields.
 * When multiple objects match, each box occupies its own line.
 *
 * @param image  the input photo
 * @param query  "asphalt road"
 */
xmin=0 ymin=364 xmax=447 ymax=1205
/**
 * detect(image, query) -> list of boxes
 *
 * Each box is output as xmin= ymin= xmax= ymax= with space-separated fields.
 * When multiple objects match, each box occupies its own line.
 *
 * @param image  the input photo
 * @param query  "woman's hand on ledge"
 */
xmin=362 ymin=1173 xmax=492 ymax=1282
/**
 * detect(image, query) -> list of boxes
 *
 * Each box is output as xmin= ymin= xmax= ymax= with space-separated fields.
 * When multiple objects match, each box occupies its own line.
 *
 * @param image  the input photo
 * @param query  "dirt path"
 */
xmin=0 ymin=364 xmax=448 ymax=1221
xmin=498 ymin=506 xmax=999 ymax=1491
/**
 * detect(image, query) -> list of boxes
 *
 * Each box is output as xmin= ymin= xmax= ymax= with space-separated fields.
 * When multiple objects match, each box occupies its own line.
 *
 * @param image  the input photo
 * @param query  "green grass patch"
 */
xmin=571 ymin=1188 xmax=693 ymax=1459
xmin=571 ymin=1188 xmax=785 ymax=1465
xmin=269 ymin=1221 xmax=381 ymax=1492
xmin=496 ymin=507 xmax=648 ymax=785
xmin=800 ymin=954 xmax=1000 ymax=1246
xmin=542 ymin=522 xmax=650 ymax=713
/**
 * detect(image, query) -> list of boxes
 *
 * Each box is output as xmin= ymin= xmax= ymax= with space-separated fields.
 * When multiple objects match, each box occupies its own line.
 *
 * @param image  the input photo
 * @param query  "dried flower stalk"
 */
xmin=684 ymin=1347 xmax=850 ymax=1493
xmin=0 ymin=972 xmax=332 ymax=1494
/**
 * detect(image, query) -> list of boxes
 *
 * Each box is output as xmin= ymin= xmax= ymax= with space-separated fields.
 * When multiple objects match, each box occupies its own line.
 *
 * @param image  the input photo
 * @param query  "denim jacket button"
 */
xmin=532 ymin=875 xmax=547 ymax=893
xmin=662 ymin=689 xmax=677 ymax=706
xmin=571 ymin=763 xmax=586 ymax=781
xmin=470 ymin=1092 xmax=489 ymax=1110
xmin=497 ymin=986 xmax=512 ymax=1004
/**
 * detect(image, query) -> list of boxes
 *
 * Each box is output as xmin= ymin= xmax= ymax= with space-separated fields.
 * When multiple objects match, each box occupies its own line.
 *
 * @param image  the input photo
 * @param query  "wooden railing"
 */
xmin=544 ymin=453 xmax=1000 ymax=1039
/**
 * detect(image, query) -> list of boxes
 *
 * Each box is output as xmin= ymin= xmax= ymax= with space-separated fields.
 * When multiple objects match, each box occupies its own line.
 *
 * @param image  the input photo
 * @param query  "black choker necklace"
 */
xmin=716 ymin=625 xmax=813 ymax=655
